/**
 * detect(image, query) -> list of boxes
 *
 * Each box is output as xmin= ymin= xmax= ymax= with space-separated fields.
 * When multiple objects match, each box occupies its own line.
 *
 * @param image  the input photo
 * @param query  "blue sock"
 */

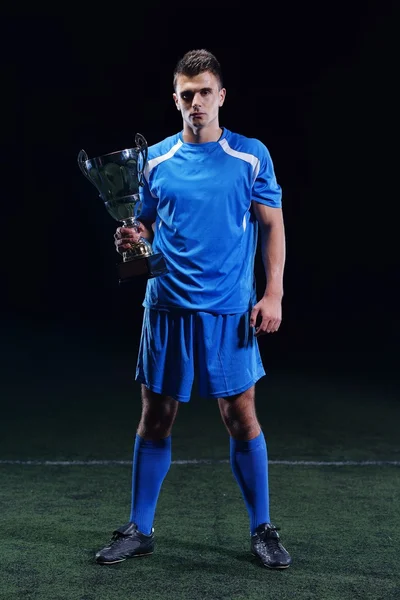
xmin=129 ymin=434 xmax=171 ymax=535
xmin=230 ymin=432 xmax=270 ymax=534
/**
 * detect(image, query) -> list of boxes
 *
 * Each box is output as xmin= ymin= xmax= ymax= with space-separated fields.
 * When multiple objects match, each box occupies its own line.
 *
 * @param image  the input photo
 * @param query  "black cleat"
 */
xmin=95 ymin=522 xmax=154 ymax=565
xmin=251 ymin=523 xmax=292 ymax=569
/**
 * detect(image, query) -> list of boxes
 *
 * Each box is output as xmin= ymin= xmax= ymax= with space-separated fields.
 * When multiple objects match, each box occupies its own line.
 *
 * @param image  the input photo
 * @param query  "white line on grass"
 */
xmin=0 ymin=459 xmax=399 ymax=466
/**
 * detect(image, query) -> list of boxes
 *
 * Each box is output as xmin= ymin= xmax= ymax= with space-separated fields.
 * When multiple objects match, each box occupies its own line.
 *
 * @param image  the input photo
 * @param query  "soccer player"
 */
xmin=96 ymin=49 xmax=292 ymax=570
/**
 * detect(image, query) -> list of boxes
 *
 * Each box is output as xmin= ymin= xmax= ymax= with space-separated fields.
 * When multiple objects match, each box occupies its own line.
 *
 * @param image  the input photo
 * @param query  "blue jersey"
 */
xmin=138 ymin=127 xmax=282 ymax=314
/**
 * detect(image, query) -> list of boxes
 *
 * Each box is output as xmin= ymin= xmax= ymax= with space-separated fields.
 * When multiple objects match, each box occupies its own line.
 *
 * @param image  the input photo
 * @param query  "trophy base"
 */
xmin=118 ymin=253 xmax=168 ymax=283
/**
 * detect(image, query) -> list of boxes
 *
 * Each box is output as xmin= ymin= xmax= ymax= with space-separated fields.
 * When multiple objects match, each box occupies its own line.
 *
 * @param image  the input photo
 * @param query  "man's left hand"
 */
xmin=250 ymin=296 xmax=282 ymax=337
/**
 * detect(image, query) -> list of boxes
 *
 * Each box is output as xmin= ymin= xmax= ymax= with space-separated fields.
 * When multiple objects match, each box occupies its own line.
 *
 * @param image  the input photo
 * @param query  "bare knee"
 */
xmin=138 ymin=385 xmax=179 ymax=439
xmin=218 ymin=386 xmax=261 ymax=440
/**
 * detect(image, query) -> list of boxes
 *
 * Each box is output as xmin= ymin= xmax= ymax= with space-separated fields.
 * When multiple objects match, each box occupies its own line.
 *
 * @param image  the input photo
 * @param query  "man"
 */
xmin=96 ymin=49 xmax=292 ymax=570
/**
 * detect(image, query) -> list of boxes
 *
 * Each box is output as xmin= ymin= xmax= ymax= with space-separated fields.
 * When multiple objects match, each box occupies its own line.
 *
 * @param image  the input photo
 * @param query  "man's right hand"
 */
xmin=114 ymin=223 xmax=145 ymax=255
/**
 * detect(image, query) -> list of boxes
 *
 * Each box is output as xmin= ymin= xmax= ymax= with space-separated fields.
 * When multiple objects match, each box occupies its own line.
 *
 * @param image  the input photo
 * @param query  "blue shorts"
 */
xmin=135 ymin=308 xmax=266 ymax=402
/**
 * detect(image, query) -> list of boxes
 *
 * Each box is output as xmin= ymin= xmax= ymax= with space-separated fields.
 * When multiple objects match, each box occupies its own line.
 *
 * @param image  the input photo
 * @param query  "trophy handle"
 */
xmin=77 ymin=149 xmax=91 ymax=181
xmin=135 ymin=133 xmax=148 ymax=187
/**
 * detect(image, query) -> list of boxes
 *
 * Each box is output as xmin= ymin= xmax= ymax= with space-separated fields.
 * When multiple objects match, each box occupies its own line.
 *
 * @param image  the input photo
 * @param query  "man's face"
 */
xmin=173 ymin=71 xmax=226 ymax=132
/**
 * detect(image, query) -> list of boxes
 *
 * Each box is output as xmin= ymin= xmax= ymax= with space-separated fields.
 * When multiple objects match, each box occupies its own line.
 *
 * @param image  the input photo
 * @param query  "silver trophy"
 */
xmin=77 ymin=133 xmax=168 ymax=282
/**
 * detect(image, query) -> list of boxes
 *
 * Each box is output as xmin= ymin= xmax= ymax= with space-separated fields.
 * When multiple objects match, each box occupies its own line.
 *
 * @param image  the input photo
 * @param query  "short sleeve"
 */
xmin=252 ymin=143 xmax=282 ymax=208
xmin=137 ymin=171 xmax=158 ymax=223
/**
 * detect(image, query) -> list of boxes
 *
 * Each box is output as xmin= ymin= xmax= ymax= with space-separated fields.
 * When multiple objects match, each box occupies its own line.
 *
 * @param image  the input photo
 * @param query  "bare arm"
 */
xmin=250 ymin=203 xmax=286 ymax=335
xmin=252 ymin=203 xmax=286 ymax=299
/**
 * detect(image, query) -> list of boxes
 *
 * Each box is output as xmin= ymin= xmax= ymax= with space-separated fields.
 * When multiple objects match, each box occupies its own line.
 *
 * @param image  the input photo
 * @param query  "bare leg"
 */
xmin=127 ymin=385 xmax=180 ymax=531
xmin=218 ymin=385 xmax=260 ymax=440
xmin=137 ymin=384 xmax=179 ymax=439
xmin=218 ymin=385 xmax=270 ymax=532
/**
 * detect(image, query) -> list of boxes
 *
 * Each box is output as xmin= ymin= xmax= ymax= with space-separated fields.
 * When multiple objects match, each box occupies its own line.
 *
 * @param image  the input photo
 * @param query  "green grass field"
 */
xmin=1 ymin=320 xmax=399 ymax=599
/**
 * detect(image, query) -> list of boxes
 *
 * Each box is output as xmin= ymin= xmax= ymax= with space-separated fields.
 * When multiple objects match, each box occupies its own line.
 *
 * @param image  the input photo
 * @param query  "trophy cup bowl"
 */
xmin=77 ymin=133 xmax=168 ymax=283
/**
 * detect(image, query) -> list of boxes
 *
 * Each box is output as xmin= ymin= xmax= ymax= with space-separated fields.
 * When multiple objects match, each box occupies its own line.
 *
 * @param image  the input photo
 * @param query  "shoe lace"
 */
xmin=109 ymin=531 xmax=126 ymax=546
xmin=260 ymin=526 xmax=282 ymax=551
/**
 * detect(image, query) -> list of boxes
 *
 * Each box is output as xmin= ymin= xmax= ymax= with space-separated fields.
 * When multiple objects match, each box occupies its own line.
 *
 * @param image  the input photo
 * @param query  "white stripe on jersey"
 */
xmin=145 ymin=140 xmax=183 ymax=180
xmin=143 ymin=140 xmax=183 ymax=199
xmin=219 ymin=138 xmax=260 ymax=182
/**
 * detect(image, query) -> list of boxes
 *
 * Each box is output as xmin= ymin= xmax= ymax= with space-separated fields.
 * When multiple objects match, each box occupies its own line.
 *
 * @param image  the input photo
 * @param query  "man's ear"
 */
xmin=173 ymin=93 xmax=180 ymax=111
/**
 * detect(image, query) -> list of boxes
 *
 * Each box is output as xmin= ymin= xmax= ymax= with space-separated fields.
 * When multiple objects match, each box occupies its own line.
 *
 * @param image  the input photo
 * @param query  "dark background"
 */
xmin=1 ymin=3 xmax=398 ymax=383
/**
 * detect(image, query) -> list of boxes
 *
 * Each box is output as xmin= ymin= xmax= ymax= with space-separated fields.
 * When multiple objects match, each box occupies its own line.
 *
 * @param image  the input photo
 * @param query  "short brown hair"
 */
xmin=173 ymin=49 xmax=223 ymax=90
